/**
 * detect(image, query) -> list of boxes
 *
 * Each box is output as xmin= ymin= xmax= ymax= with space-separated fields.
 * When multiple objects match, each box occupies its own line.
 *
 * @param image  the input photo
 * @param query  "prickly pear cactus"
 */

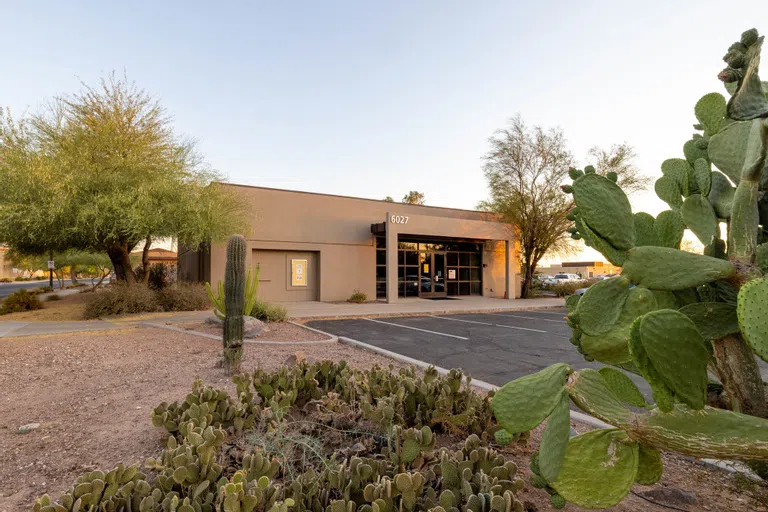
xmin=223 ymin=234 xmax=246 ymax=370
xmin=494 ymin=28 xmax=768 ymax=509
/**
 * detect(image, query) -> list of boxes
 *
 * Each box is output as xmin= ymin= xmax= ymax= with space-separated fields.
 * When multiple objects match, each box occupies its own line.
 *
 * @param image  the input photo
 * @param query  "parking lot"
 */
xmin=307 ymin=309 xmax=651 ymax=394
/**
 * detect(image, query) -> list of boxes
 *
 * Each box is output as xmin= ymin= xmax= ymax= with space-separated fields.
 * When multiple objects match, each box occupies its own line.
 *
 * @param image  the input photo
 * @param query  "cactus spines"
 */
xmin=223 ymin=235 xmax=247 ymax=371
xmin=737 ymin=278 xmax=768 ymax=362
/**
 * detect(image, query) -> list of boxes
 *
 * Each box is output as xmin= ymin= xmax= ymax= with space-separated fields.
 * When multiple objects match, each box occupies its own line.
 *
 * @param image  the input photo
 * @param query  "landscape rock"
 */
xmin=205 ymin=316 xmax=223 ymax=326
xmin=244 ymin=316 xmax=268 ymax=338
xmin=18 ymin=423 xmax=40 ymax=434
xmin=638 ymin=487 xmax=697 ymax=507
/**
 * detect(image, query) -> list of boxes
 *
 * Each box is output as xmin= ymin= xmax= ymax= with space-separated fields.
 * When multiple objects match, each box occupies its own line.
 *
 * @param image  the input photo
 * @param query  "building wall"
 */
xmin=190 ymin=184 xmax=520 ymax=302
xmin=0 ymin=249 xmax=13 ymax=280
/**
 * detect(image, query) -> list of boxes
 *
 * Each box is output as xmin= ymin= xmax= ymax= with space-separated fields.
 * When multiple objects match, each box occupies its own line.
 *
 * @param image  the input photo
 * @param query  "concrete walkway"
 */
xmin=279 ymin=296 xmax=564 ymax=319
xmin=0 ymin=297 xmax=563 ymax=338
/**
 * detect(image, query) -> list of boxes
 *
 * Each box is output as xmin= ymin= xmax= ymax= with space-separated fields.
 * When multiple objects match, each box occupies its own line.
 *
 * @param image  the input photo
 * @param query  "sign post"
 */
xmin=48 ymin=250 xmax=54 ymax=288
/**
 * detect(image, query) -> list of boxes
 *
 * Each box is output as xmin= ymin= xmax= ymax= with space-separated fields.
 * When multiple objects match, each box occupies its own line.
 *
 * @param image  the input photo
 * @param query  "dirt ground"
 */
xmin=177 ymin=321 xmax=331 ymax=341
xmin=1 ymin=328 xmax=766 ymax=512
xmin=0 ymin=291 xmax=91 ymax=322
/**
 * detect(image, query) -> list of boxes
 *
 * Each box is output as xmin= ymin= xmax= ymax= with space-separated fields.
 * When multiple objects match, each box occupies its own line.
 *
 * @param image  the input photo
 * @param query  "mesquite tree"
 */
xmin=492 ymin=28 xmax=768 ymax=509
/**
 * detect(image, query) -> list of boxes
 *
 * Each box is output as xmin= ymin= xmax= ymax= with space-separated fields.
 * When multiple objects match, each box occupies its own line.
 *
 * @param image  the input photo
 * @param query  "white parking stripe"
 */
xmin=493 ymin=313 xmax=567 ymax=323
xmin=363 ymin=318 xmax=469 ymax=340
xmin=431 ymin=315 xmax=547 ymax=333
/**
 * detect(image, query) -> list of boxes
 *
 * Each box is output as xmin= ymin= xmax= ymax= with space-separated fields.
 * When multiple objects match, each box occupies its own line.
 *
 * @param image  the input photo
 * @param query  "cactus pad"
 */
xmin=737 ymin=278 xmax=768 ymax=362
xmin=550 ymin=429 xmax=639 ymax=509
xmin=567 ymin=370 xmax=632 ymax=425
xmin=621 ymin=246 xmax=735 ymax=290
xmin=679 ymin=302 xmax=740 ymax=340
xmin=681 ymin=194 xmax=719 ymax=244
xmin=723 ymin=30 xmax=768 ymax=120
xmin=633 ymin=212 xmax=660 ymax=246
xmin=708 ymin=119 xmax=756 ymax=183
xmin=570 ymin=276 xmax=631 ymax=336
xmin=639 ymin=310 xmax=711 ymax=409
xmin=629 ymin=317 xmax=675 ymax=412
xmin=492 ymin=364 xmax=572 ymax=433
xmin=635 ymin=446 xmax=663 ymax=485
xmin=538 ymin=392 xmax=571 ymax=482
xmin=708 ymin=171 xmax=736 ymax=218
xmin=695 ymin=92 xmax=727 ymax=135
xmin=597 ymin=367 xmax=647 ymax=408
xmin=655 ymin=176 xmax=683 ymax=209
xmin=571 ymin=173 xmax=635 ymax=250
xmin=654 ymin=210 xmax=685 ymax=248
xmin=693 ymin=158 xmax=712 ymax=196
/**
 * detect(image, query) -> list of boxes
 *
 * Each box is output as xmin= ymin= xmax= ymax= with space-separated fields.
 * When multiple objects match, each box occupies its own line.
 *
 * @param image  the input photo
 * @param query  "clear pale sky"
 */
xmin=3 ymin=1 xmax=767 ymax=261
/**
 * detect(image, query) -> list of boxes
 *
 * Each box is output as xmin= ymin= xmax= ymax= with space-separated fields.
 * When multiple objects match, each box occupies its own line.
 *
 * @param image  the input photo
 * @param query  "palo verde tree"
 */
xmin=492 ymin=29 xmax=768 ymax=509
xmin=0 ymin=74 xmax=246 ymax=284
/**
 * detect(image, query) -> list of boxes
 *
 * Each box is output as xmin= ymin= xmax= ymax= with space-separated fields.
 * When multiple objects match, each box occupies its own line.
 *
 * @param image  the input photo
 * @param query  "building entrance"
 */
xmin=420 ymin=252 xmax=447 ymax=298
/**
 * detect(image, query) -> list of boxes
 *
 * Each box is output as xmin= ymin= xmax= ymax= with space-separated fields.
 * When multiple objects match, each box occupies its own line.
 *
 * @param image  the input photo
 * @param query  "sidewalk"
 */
xmin=0 ymin=297 xmax=563 ymax=338
xmin=278 ymin=296 xmax=564 ymax=319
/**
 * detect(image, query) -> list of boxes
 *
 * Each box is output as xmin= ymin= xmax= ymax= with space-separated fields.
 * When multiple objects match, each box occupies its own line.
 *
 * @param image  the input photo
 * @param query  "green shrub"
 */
xmin=156 ymin=282 xmax=210 ymax=311
xmin=0 ymin=289 xmax=42 ymax=315
xmin=0 ymin=277 xmax=11 ymax=283
xmin=134 ymin=263 xmax=173 ymax=290
xmin=551 ymin=279 xmax=599 ymax=297
xmin=83 ymin=284 xmax=160 ymax=319
xmin=29 ymin=286 xmax=54 ymax=295
xmin=251 ymin=299 xmax=287 ymax=322
xmin=13 ymin=276 xmax=27 ymax=282
xmin=348 ymin=289 xmax=367 ymax=303
xmin=46 ymin=294 xmax=62 ymax=302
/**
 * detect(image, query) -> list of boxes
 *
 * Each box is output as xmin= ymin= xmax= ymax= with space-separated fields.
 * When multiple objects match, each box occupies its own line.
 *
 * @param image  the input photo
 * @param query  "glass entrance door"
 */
xmin=420 ymin=252 xmax=447 ymax=298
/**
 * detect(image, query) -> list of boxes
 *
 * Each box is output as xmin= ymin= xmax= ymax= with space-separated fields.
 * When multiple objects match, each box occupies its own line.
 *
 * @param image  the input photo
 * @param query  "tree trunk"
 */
xmin=711 ymin=334 xmax=768 ymax=418
xmin=520 ymin=253 xmax=533 ymax=299
xmin=107 ymin=243 xmax=137 ymax=285
xmin=141 ymin=236 xmax=152 ymax=284
xmin=70 ymin=266 xmax=79 ymax=285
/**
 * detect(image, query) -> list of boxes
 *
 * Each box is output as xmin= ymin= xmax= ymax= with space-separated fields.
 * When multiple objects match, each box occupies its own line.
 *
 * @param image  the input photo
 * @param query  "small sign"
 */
xmin=47 ymin=260 xmax=55 ymax=270
xmin=291 ymin=259 xmax=308 ymax=287
xmin=448 ymin=269 xmax=456 ymax=280
xmin=423 ymin=263 xmax=429 ymax=273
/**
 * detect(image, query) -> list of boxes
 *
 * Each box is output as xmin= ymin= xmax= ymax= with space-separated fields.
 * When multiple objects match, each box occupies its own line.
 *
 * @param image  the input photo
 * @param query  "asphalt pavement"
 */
xmin=0 ymin=279 xmax=72 ymax=298
xmin=307 ymin=309 xmax=651 ymax=396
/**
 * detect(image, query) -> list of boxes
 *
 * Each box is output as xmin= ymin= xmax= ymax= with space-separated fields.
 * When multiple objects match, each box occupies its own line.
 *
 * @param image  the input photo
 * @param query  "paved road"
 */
xmin=0 ymin=279 xmax=72 ymax=298
xmin=307 ymin=309 xmax=651 ymax=396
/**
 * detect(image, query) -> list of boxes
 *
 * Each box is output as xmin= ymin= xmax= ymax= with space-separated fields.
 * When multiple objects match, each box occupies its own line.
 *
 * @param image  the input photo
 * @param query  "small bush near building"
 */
xmin=46 ymin=294 xmax=62 ymax=302
xmin=551 ymin=278 xmax=600 ymax=297
xmin=348 ymin=289 xmax=367 ymax=303
xmin=29 ymin=286 xmax=54 ymax=295
xmin=0 ymin=277 xmax=11 ymax=283
xmin=156 ymin=282 xmax=210 ymax=312
xmin=134 ymin=263 xmax=174 ymax=290
xmin=83 ymin=285 xmax=161 ymax=319
xmin=0 ymin=290 xmax=43 ymax=315
xmin=251 ymin=299 xmax=288 ymax=322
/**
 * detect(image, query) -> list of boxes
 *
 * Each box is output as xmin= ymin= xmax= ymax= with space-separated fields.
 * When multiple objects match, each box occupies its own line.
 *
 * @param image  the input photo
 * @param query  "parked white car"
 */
xmin=543 ymin=273 xmax=581 ymax=286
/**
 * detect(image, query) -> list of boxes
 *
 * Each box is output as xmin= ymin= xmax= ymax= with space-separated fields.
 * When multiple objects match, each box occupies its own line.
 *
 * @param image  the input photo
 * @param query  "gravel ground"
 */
xmin=0 ymin=328 xmax=399 ymax=511
xmin=177 ymin=321 xmax=331 ymax=341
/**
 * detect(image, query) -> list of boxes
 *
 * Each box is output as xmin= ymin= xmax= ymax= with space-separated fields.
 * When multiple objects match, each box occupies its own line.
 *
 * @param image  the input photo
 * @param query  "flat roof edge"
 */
xmin=217 ymin=182 xmax=496 ymax=216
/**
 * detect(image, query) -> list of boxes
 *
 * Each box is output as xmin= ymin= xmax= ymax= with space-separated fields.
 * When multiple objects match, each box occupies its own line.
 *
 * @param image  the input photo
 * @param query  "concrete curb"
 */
xmin=290 ymin=304 xmax=566 ymax=321
xmin=337 ymin=334 xmax=759 ymax=479
xmin=140 ymin=321 xmax=338 ymax=345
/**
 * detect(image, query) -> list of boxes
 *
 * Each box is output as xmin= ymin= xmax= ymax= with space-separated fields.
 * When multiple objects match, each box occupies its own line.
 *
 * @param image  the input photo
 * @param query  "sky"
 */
xmin=2 ymin=1 xmax=767 ymax=261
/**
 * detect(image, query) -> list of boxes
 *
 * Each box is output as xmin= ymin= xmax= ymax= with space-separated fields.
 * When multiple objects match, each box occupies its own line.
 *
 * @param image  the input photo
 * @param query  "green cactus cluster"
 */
xmin=207 ymin=264 xmax=261 ymax=320
xmin=37 ymin=368 xmax=527 ymax=512
xmin=223 ymin=234 xmax=247 ymax=369
xmin=492 ymin=28 xmax=768 ymax=508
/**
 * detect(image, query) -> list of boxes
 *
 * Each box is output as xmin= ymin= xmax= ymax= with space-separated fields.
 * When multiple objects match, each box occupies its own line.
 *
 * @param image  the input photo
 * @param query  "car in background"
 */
xmin=543 ymin=273 xmax=581 ymax=286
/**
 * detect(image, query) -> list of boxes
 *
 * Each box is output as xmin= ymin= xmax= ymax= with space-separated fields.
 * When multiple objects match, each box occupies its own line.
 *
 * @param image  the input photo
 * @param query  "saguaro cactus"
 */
xmin=493 ymin=28 xmax=768 ymax=509
xmin=223 ymin=235 xmax=246 ymax=370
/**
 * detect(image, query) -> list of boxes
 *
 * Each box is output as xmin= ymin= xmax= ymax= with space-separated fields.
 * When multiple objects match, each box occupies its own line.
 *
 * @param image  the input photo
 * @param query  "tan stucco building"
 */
xmin=179 ymin=185 xmax=521 ymax=303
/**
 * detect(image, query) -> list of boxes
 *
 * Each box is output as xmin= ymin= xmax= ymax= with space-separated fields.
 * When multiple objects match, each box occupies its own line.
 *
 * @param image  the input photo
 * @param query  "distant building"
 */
xmin=131 ymin=248 xmax=178 ymax=269
xmin=538 ymin=261 xmax=620 ymax=279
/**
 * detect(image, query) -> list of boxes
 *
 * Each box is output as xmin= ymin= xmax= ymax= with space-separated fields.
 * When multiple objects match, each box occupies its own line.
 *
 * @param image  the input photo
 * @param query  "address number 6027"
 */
xmin=390 ymin=215 xmax=409 ymax=224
